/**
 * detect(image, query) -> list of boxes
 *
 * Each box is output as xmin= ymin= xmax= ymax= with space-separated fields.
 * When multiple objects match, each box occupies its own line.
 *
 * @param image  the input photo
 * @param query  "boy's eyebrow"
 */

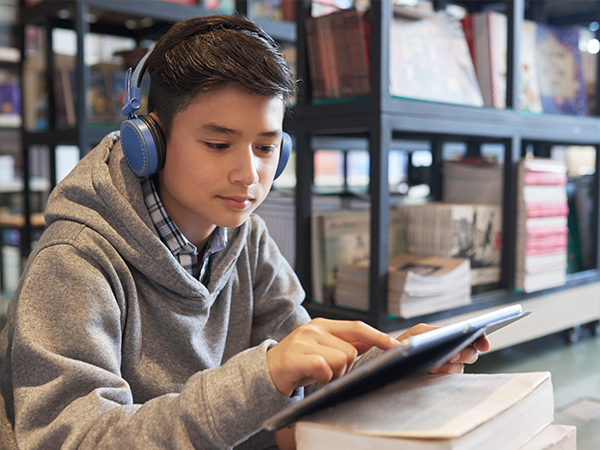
xmin=200 ymin=123 xmax=282 ymax=138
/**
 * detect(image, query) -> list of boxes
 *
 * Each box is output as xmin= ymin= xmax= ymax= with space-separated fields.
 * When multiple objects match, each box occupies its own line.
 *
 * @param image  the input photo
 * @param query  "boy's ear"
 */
xmin=149 ymin=112 xmax=162 ymax=127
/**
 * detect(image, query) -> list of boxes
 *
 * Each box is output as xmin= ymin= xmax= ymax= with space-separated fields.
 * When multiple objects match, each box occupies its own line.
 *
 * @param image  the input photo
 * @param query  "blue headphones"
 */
xmin=120 ymin=49 xmax=291 ymax=179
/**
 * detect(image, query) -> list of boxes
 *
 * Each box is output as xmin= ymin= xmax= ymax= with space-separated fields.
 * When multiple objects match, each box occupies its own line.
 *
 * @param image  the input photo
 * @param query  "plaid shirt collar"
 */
xmin=142 ymin=176 xmax=227 ymax=281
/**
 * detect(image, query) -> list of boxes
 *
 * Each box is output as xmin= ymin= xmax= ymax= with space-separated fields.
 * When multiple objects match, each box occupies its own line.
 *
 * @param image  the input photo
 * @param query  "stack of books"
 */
xmin=402 ymin=202 xmax=502 ymax=287
xmin=442 ymin=158 xmax=503 ymax=205
xmin=294 ymin=371 xmax=576 ymax=450
xmin=515 ymin=157 xmax=569 ymax=293
xmin=335 ymin=254 xmax=471 ymax=318
xmin=304 ymin=8 xmax=372 ymax=100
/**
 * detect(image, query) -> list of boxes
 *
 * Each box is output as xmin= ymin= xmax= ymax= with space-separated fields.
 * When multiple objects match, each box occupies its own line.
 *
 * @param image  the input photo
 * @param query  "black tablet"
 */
xmin=264 ymin=304 xmax=529 ymax=431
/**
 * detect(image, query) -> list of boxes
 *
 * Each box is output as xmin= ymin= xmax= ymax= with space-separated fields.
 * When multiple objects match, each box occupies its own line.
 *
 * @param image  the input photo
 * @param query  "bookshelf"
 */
xmin=6 ymin=0 xmax=296 ymax=283
xmin=287 ymin=0 xmax=600 ymax=334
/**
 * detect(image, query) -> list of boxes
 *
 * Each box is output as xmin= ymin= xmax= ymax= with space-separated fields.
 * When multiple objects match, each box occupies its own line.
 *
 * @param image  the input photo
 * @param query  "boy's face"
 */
xmin=152 ymin=83 xmax=285 ymax=247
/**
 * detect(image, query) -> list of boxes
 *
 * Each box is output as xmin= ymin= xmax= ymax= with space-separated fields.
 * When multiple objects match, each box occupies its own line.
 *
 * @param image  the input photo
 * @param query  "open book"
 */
xmin=264 ymin=305 xmax=529 ymax=431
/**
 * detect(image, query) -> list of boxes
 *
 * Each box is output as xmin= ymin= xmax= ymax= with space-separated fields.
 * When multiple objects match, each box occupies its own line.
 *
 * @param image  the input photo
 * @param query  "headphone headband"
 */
xmin=121 ymin=49 xmax=152 ymax=118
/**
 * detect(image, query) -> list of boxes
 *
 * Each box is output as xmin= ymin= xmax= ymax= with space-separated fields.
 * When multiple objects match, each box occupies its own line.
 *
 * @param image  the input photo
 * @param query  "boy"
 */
xmin=0 ymin=15 xmax=488 ymax=450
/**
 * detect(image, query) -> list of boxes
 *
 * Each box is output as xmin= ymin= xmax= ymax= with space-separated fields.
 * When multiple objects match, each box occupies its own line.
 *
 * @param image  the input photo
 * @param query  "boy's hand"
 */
xmin=395 ymin=324 xmax=491 ymax=374
xmin=267 ymin=318 xmax=400 ymax=396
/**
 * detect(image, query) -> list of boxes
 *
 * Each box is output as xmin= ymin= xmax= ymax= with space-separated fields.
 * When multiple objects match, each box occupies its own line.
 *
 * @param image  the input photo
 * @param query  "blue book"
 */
xmin=536 ymin=24 xmax=588 ymax=116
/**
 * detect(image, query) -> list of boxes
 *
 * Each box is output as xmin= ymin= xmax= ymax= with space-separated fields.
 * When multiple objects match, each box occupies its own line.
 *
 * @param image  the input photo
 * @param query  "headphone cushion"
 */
xmin=275 ymin=132 xmax=292 ymax=180
xmin=120 ymin=115 xmax=166 ymax=177
xmin=139 ymin=115 xmax=166 ymax=172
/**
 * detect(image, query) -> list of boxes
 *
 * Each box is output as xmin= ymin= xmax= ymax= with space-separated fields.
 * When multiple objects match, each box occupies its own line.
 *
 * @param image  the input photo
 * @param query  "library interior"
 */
xmin=0 ymin=0 xmax=599 ymax=449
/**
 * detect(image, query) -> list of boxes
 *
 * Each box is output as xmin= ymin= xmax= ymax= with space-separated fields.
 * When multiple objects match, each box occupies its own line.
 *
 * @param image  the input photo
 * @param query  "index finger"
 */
xmin=315 ymin=319 xmax=400 ymax=354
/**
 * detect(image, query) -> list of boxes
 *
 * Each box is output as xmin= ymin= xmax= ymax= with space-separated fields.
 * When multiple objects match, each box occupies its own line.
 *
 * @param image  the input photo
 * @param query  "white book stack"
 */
xmin=515 ymin=157 xmax=569 ymax=293
xmin=335 ymin=254 xmax=471 ymax=318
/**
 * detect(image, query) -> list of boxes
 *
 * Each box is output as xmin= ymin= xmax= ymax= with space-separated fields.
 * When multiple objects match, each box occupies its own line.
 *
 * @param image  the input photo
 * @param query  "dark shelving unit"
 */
xmin=287 ymin=0 xmax=600 ymax=332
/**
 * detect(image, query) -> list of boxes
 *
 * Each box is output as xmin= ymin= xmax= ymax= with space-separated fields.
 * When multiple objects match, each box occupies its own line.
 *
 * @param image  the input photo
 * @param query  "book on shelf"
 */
xmin=310 ymin=208 xmax=406 ymax=304
xmin=305 ymin=8 xmax=371 ymax=100
xmin=335 ymin=253 xmax=471 ymax=318
xmin=294 ymin=371 xmax=554 ymax=450
xmin=403 ymin=203 xmax=502 ymax=287
xmin=520 ymin=19 xmax=544 ymax=113
xmin=52 ymin=68 xmax=75 ymax=127
xmin=515 ymin=157 xmax=569 ymax=293
xmin=0 ymin=68 xmax=20 ymax=127
xmin=469 ymin=11 xmax=507 ymax=109
xmin=389 ymin=11 xmax=483 ymax=107
xmin=442 ymin=158 xmax=503 ymax=205
xmin=250 ymin=0 xmax=295 ymax=21
xmin=461 ymin=13 xmax=590 ymax=115
xmin=88 ymin=62 xmax=123 ymax=124
xmin=254 ymin=193 xmax=344 ymax=270
xmin=311 ymin=209 xmax=370 ymax=304
xmin=23 ymin=52 xmax=75 ymax=131
xmin=536 ymin=23 xmax=587 ymax=116
xmin=580 ymin=30 xmax=598 ymax=115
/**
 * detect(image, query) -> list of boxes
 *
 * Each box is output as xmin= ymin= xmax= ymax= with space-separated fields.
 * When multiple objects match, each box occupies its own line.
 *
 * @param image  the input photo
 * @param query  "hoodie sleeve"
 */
xmin=6 ymin=242 xmax=301 ymax=450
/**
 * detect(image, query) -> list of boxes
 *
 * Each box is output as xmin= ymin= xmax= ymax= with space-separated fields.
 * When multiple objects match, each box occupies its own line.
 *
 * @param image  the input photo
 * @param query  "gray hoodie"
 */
xmin=0 ymin=133 xmax=311 ymax=449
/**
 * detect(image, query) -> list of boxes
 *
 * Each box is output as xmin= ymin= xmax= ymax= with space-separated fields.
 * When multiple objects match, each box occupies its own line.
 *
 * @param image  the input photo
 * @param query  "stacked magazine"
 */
xmin=402 ymin=202 xmax=502 ymax=287
xmin=335 ymin=254 xmax=471 ymax=318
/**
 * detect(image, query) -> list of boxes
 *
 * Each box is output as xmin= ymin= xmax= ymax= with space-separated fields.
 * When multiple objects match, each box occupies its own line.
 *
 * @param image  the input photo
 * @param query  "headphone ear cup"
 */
xmin=275 ymin=131 xmax=291 ymax=180
xmin=120 ymin=114 xmax=166 ymax=177
xmin=139 ymin=115 xmax=166 ymax=173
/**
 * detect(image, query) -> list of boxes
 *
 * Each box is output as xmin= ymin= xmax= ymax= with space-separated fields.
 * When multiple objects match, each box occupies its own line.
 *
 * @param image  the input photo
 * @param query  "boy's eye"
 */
xmin=205 ymin=142 xmax=229 ymax=150
xmin=258 ymin=145 xmax=277 ymax=153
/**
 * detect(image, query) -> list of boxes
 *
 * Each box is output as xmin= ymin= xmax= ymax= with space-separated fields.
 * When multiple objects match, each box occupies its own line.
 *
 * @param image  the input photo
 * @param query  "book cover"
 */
xmin=390 ymin=11 xmax=483 ymax=107
xmin=87 ymin=70 xmax=112 ymax=124
xmin=471 ymin=11 xmax=507 ymax=109
xmin=0 ymin=71 xmax=20 ymax=127
xmin=311 ymin=210 xmax=370 ymax=304
xmin=311 ymin=208 xmax=407 ymax=305
xmin=295 ymin=372 xmax=553 ymax=450
xmin=536 ymin=24 xmax=587 ymax=115
xmin=520 ymin=20 xmax=543 ymax=113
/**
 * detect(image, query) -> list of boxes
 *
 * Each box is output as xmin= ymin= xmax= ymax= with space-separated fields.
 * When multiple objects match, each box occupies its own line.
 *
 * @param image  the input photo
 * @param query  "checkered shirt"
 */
xmin=142 ymin=176 xmax=227 ymax=282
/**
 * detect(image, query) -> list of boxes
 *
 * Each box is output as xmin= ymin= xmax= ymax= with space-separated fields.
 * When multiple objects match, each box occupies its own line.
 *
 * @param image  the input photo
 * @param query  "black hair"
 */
xmin=145 ymin=14 xmax=296 ymax=140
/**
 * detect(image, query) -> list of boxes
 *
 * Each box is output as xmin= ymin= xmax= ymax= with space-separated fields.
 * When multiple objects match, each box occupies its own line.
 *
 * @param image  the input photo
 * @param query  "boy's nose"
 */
xmin=230 ymin=146 xmax=259 ymax=186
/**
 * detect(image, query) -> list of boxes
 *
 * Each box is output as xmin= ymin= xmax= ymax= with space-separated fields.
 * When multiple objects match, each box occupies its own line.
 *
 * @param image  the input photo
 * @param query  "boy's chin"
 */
xmin=216 ymin=211 xmax=256 ymax=229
